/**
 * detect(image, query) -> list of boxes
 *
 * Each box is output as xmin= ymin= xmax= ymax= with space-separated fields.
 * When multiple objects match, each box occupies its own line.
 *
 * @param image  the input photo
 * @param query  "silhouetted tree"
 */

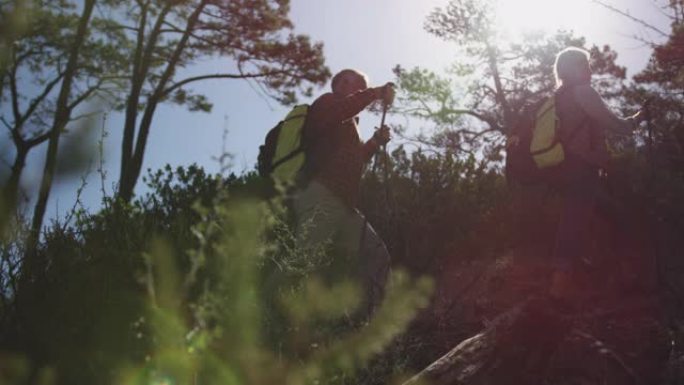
xmin=112 ymin=0 xmax=330 ymax=202
xmin=0 ymin=0 xmax=126 ymax=234
xmin=392 ymin=0 xmax=627 ymax=161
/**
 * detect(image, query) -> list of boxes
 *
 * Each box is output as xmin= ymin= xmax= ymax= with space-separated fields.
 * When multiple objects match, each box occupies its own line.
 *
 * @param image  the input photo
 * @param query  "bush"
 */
xmin=1 ymin=165 xmax=433 ymax=385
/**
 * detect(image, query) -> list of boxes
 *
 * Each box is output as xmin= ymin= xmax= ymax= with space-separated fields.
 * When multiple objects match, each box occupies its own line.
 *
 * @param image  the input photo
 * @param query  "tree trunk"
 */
xmin=118 ymin=1 xmax=152 ymax=203
xmin=25 ymin=0 xmax=96 ymax=262
xmin=3 ymin=146 xmax=27 ymax=206
xmin=117 ymin=1 xmax=175 ymax=203
xmin=485 ymin=43 xmax=514 ymax=134
xmin=117 ymin=1 xmax=208 ymax=202
xmin=0 ymin=146 xmax=27 ymax=235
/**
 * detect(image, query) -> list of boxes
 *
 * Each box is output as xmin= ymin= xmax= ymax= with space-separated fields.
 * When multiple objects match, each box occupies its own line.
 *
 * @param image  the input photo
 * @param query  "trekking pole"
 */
xmin=355 ymin=95 xmax=392 ymax=317
xmin=371 ymin=97 xmax=390 ymax=174
xmin=380 ymin=108 xmax=392 ymax=208
xmin=360 ymin=94 xmax=390 ymax=255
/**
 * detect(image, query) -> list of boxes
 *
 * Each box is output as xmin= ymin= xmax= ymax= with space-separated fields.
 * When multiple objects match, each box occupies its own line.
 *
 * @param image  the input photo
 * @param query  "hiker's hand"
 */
xmin=374 ymin=82 xmax=395 ymax=106
xmin=373 ymin=125 xmax=391 ymax=146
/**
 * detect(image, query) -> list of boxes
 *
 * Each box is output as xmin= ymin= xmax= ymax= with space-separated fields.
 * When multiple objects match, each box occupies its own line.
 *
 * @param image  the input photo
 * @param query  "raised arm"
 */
xmin=311 ymin=89 xmax=379 ymax=129
xmin=573 ymin=85 xmax=637 ymax=135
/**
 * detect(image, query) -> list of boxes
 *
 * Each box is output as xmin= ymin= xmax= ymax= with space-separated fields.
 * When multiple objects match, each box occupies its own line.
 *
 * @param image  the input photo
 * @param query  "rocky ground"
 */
xmin=405 ymin=229 xmax=680 ymax=385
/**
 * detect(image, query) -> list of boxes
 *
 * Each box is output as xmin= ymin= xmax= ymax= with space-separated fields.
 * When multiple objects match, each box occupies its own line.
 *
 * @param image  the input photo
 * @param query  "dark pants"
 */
xmin=552 ymin=158 xmax=600 ymax=272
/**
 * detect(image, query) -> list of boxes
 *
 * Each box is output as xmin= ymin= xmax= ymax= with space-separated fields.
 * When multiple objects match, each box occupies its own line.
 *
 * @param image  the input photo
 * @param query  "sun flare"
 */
xmin=495 ymin=0 xmax=596 ymax=35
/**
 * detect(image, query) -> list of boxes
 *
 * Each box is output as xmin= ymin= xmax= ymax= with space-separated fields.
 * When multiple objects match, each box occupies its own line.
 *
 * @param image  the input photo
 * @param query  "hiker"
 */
xmin=293 ymin=69 xmax=395 ymax=318
xmin=548 ymin=47 xmax=643 ymax=301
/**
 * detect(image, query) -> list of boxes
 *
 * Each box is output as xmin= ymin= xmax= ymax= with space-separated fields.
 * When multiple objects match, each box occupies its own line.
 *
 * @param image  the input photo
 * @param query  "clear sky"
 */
xmin=11 ymin=0 xmax=672 ymax=220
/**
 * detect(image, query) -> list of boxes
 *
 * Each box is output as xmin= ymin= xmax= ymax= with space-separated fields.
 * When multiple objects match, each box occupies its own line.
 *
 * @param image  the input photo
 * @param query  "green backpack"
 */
xmin=257 ymin=104 xmax=309 ymax=185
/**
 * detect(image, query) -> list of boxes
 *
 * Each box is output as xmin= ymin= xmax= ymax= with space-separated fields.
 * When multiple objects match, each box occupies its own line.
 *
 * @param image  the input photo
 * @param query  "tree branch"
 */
xmin=67 ymin=79 xmax=103 ymax=110
xmin=592 ymin=0 xmax=669 ymax=37
xmin=120 ymin=0 xmax=151 ymax=187
xmin=16 ymin=71 xmax=65 ymax=129
xmin=443 ymin=108 xmax=503 ymax=132
xmin=396 ymin=106 xmax=434 ymax=117
xmin=0 ymin=117 xmax=11 ymax=130
xmin=97 ymin=22 xmax=139 ymax=33
xmin=161 ymin=71 xmax=290 ymax=97
xmin=162 ymin=20 xmax=222 ymax=48
xmin=120 ymin=0 xmax=209 ymax=201
xmin=146 ymin=0 xmax=208 ymax=107
xmin=162 ymin=21 xmax=231 ymax=51
xmin=139 ymin=2 xmax=173 ymax=80
xmin=25 ymin=131 xmax=50 ymax=147
xmin=199 ymin=7 xmax=224 ymax=20
xmin=8 ymin=61 xmax=21 ymax=124
xmin=0 ymin=72 xmax=5 ymax=104
xmin=460 ymin=127 xmax=499 ymax=141
xmin=70 ymin=109 xmax=102 ymax=122
xmin=14 ymin=47 xmax=39 ymax=67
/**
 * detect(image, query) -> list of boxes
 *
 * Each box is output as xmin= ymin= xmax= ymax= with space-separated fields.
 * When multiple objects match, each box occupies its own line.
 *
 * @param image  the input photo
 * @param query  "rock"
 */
xmin=404 ymin=296 xmax=669 ymax=385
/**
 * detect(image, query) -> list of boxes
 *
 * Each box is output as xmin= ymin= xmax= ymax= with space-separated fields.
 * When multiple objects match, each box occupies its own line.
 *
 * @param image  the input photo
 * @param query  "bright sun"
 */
xmin=495 ymin=0 xmax=596 ymax=36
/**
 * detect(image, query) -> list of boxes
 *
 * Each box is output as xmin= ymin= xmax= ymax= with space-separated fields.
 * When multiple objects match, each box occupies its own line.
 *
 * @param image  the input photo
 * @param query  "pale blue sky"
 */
xmin=9 ymin=0 xmax=672 ymax=220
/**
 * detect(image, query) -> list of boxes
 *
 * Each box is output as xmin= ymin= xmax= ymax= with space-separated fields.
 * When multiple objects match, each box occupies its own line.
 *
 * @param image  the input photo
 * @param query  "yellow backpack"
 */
xmin=506 ymin=91 xmax=588 ymax=184
xmin=530 ymin=97 xmax=565 ymax=168
xmin=257 ymin=105 xmax=309 ymax=185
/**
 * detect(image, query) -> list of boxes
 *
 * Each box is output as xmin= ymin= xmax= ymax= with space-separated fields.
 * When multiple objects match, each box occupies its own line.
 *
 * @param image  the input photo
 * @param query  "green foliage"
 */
xmin=1 ymin=166 xmax=433 ymax=385
xmin=425 ymin=0 xmax=496 ymax=46
xmin=0 ymin=0 xmax=127 ymax=143
xmin=0 ymin=0 xmax=127 ymax=241
xmin=629 ymin=1 xmax=684 ymax=190
xmin=0 ymin=0 xmax=30 ymax=72
xmin=111 ymin=0 xmax=331 ymax=201
xmin=378 ymin=3 xmax=684 ymax=374
xmin=397 ymin=0 xmax=630 ymax=162
xmin=362 ymin=147 xmax=510 ymax=278
xmin=1 ymin=0 xmax=331 ymax=235
xmin=1 ymin=1 xmax=683 ymax=384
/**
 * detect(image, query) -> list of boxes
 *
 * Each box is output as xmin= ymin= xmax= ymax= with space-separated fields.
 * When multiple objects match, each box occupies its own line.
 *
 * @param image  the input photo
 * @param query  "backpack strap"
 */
xmin=271 ymin=147 xmax=304 ymax=170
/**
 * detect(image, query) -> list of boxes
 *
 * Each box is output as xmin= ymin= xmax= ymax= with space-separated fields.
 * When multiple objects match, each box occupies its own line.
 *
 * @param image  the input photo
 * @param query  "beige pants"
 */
xmin=293 ymin=181 xmax=390 ymax=317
